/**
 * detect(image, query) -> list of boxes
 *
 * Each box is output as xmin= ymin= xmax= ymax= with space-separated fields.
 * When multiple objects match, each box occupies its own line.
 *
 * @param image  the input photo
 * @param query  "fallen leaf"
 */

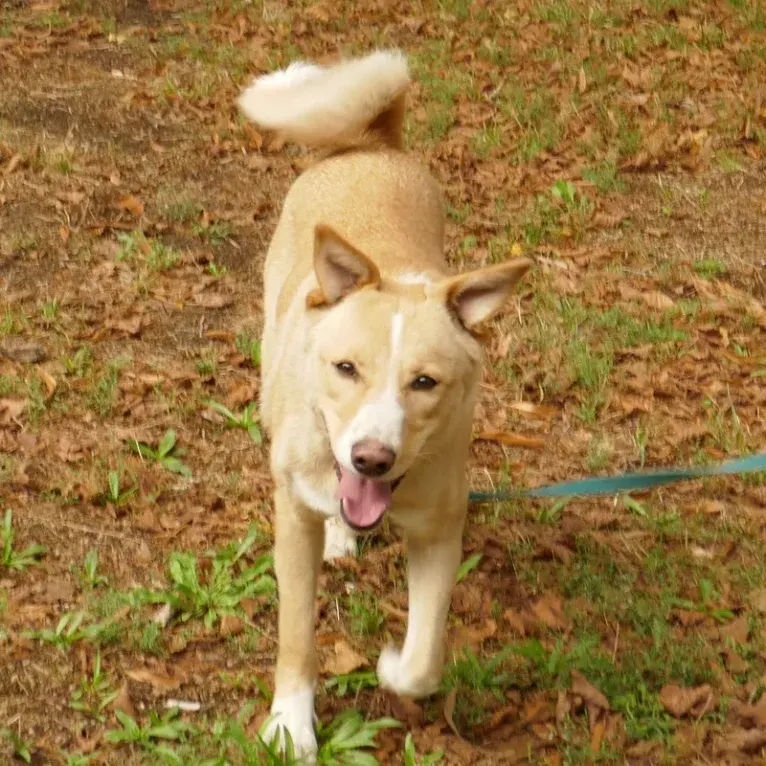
xmin=220 ymin=614 xmax=243 ymax=637
xmin=118 ymin=195 xmax=144 ymax=217
xmin=443 ymin=688 xmax=463 ymax=739
xmin=0 ymin=398 xmax=26 ymax=423
xmin=125 ymin=667 xmax=180 ymax=693
xmin=530 ymin=594 xmax=569 ymax=631
xmin=324 ymin=640 xmax=368 ymax=675
xmin=571 ymin=670 xmax=610 ymax=731
xmin=659 ymin=684 xmax=715 ymax=718
xmin=641 ymin=291 xmax=675 ymax=310
xmin=719 ymin=614 xmax=749 ymax=644
xmin=112 ymin=682 xmax=137 ymax=719
xmin=475 ymin=430 xmax=546 ymax=449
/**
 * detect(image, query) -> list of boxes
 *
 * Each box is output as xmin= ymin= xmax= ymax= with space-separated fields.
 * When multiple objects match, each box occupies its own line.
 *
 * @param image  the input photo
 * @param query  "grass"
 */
xmin=1 ymin=509 xmax=46 ymax=571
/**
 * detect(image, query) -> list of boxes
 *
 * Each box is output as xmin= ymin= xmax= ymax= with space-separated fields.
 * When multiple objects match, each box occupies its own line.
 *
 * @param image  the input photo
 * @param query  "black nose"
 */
xmin=351 ymin=440 xmax=396 ymax=477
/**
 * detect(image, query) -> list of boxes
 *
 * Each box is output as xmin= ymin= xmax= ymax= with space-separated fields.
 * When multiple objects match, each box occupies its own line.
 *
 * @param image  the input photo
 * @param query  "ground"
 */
xmin=1 ymin=0 xmax=765 ymax=764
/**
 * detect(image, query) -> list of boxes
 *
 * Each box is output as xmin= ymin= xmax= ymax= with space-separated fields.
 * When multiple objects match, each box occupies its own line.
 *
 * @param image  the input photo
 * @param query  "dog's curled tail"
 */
xmin=237 ymin=50 xmax=410 ymax=152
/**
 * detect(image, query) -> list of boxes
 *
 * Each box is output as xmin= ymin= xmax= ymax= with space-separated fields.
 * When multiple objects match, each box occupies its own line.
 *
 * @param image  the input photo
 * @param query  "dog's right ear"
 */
xmin=307 ymin=224 xmax=381 ymax=308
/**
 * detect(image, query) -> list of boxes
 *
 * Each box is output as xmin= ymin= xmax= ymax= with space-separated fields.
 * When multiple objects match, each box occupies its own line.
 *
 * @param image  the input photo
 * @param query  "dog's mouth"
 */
xmin=333 ymin=462 xmax=403 ymax=533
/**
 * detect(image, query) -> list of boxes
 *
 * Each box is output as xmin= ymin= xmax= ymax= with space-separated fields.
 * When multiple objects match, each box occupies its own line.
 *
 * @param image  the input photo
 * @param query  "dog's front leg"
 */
xmin=377 ymin=516 xmax=465 ymax=698
xmin=263 ymin=486 xmax=324 ymax=761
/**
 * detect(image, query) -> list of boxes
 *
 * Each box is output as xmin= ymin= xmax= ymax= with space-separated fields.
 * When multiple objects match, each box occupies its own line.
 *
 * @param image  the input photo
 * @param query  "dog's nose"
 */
xmin=351 ymin=440 xmax=396 ymax=477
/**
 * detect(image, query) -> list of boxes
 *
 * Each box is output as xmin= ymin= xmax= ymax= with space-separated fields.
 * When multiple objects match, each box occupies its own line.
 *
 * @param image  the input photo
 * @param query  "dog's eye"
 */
xmin=334 ymin=361 xmax=358 ymax=379
xmin=411 ymin=375 xmax=438 ymax=391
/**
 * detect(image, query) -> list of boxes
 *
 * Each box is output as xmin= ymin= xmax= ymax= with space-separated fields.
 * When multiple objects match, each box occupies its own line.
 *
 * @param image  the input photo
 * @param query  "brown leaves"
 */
xmin=125 ymin=667 xmax=180 ymax=693
xmin=117 ymin=194 xmax=144 ymax=217
xmin=659 ymin=684 xmax=715 ymax=718
xmin=323 ymin=639 xmax=368 ymax=676
xmin=475 ymin=430 xmax=546 ymax=449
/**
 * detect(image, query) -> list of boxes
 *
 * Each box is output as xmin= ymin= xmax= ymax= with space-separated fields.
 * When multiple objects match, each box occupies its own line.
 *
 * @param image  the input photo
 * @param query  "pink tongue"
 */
xmin=338 ymin=468 xmax=392 ymax=528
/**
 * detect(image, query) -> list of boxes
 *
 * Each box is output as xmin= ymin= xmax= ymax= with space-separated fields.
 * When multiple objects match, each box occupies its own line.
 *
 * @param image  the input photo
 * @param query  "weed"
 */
xmin=235 ymin=329 xmax=261 ymax=367
xmin=69 ymin=651 xmax=118 ymax=722
xmin=153 ymin=525 xmax=275 ymax=629
xmin=116 ymin=231 xmax=180 ymax=271
xmin=1 ymin=729 xmax=33 ymax=762
xmin=206 ymin=262 xmax=228 ymax=277
xmin=205 ymin=400 xmax=263 ymax=445
xmin=404 ymin=732 xmax=444 ymax=766
xmin=193 ymin=219 xmax=233 ymax=246
xmin=456 ymin=552 xmax=483 ymax=583
xmin=693 ymin=258 xmax=728 ymax=278
xmin=538 ymin=497 xmax=571 ymax=525
xmin=131 ymin=429 xmax=192 ymax=478
xmin=77 ymin=549 xmax=108 ymax=589
xmin=582 ymin=160 xmax=624 ymax=193
xmin=40 ymin=297 xmax=59 ymax=322
xmin=347 ymin=590 xmax=385 ymax=636
xmin=96 ymin=469 xmax=137 ymax=506
xmin=1 ymin=509 xmax=46 ymax=571
xmin=316 ymin=708 xmax=402 ymax=765
xmin=88 ymin=357 xmax=129 ymax=418
xmin=105 ymin=708 xmax=196 ymax=760
xmin=325 ymin=670 xmax=379 ymax=697
xmin=63 ymin=346 xmax=93 ymax=377
xmin=25 ymin=611 xmax=119 ymax=651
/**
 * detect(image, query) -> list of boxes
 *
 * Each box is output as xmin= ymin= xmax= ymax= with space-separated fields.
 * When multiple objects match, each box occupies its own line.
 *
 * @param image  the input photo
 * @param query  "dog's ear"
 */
xmin=307 ymin=224 xmax=381 ymax=308
xmin=431 ymin=259 xmax=532 ymax=330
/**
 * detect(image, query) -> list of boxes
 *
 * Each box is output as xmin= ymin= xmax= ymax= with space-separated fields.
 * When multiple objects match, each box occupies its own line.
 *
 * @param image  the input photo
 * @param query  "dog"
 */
xmin=237 ymin=50 xmax=530 ymax=760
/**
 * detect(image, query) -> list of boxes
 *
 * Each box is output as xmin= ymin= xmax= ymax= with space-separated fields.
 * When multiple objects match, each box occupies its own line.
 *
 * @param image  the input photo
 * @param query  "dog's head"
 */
xmin=307 ymin=225 xmax=530 ymax=531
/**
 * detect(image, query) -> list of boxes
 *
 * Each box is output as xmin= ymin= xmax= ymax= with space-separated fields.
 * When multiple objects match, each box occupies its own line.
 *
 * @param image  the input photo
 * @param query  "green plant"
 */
xmin=193 ymin=219 xmax=233 ymax=246
xmin=456 ymin=553 xmax=483 ymax=583
xmin=1 ymin=729 xmax=32 ymax=762
xmin=78 ymin=549 xmax=108 ymax=589
xmin=325 ymin=671 xmax=379 ymax=697
xmin=131 ymin=429 xmax=192 ymax=478
xmin=235 ymin=330 xmax=261 ymax=367
xmin=205 ymin=400 xmax=263 ymax=445
xmin=105 ymin=708 xmax=196 ymax=759
xmin=154 ymin=526 xmax=275 ymax=629
xmin=347 ymin=591 xmax=385 ymax=636
xmin=63 ymin=346 xmax=93 ymax=377
xmin=24 ymin=611 xmax=116 ymax=652
xmin=99 ymin=470 xmax=137 ymax=506
xmin=403 ymin=732 xmax=444 ymax=766
xmin=316 ymin=708 xmax=402 ymax=766
xmin=669 ymin=579 xmax=736 ymax=624
xmin=1 ymin=509 xmax=46 ymax=571
xmin=69 ymin=651 xmax=118 ymax=721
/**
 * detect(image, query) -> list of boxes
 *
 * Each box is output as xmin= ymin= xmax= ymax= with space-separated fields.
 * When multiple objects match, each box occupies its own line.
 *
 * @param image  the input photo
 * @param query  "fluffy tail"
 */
xmin=237 ymin=50 xmax=410 ymax=152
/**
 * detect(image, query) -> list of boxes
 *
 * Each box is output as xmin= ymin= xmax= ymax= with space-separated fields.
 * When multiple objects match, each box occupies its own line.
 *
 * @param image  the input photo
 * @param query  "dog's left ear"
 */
xmin=307 ymin=224 xmax=381 ymax=308
xmin=431 ymin=259 xmax=532 ymax=329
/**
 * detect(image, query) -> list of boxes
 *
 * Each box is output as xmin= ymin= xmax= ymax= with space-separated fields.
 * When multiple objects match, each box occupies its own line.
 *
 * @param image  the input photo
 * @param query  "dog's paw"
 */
xmin=262 ymin=689 xmax=318 ymax=763
xmin=376 ymin=646 xmax=440 ymax=699
xmin=323 ymin=516 xmax=357 ymax=561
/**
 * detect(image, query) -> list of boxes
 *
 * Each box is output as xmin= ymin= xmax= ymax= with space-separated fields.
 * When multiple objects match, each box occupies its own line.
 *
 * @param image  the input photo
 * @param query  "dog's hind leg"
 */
xmin=376 ymin=514 xmax=465 ymax=698
xmin=262 ymin=487 xmax=324 ymax=762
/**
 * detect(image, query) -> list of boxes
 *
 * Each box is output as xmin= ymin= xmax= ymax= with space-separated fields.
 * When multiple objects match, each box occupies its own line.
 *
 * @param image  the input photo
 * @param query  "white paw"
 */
xmin=261 ymin=689 xmax=318 ymax=763
xmin=376 ymin=646 xmax=439 ymax=699
xmin=323 ymin=516 xmax=357 ymax=561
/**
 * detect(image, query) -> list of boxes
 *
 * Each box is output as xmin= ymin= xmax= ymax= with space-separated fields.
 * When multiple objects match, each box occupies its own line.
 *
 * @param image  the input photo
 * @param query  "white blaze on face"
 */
xmin=337 ymin=312 xmax=405 ymax=471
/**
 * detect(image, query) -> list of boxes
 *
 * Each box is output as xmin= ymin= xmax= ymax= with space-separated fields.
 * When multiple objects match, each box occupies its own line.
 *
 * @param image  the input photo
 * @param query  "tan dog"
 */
xmin=237 ymin=50 xmax=530 ymax=760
